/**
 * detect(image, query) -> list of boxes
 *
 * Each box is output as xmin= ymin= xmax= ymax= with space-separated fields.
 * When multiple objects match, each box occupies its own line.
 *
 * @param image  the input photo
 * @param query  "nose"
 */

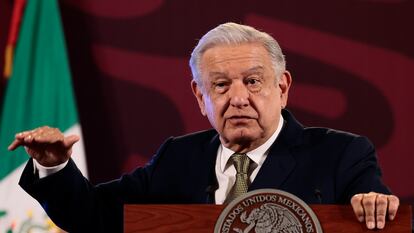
xmin=229 ymin=82 xmax=249 ymax=108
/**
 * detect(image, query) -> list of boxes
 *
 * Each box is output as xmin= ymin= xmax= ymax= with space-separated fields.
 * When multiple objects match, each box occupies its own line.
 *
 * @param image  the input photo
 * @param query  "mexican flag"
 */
xmin=0 ymin=0 xmax=87 ymax=232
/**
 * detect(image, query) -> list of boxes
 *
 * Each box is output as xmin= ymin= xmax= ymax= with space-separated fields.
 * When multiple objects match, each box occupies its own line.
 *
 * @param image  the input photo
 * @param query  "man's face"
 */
xmin=192 ymin=43 xmax=291 ymax=152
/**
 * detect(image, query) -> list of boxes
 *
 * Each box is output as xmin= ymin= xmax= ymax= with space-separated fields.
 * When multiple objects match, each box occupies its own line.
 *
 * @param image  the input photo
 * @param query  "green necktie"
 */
xmin=225 ymin=153 xmax=251 ymax=203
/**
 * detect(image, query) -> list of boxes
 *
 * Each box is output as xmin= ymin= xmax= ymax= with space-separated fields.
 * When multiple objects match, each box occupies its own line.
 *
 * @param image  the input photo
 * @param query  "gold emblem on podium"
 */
xmin=215 ymin=189 xmax=323 ymax=233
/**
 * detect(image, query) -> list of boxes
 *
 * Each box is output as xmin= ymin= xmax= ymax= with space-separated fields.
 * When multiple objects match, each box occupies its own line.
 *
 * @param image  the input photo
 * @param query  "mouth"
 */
xmin=226 ymin=115 xmax=255 ymax=124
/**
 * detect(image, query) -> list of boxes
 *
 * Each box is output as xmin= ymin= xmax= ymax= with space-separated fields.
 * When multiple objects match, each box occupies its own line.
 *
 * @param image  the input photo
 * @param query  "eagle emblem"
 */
xmin=233 ymin=203 xmax=303 ymax=233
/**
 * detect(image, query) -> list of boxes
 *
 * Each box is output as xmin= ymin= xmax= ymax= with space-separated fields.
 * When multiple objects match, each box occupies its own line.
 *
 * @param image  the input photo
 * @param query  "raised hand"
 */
xmin=8 ymin=126 xmax=80 ymax=167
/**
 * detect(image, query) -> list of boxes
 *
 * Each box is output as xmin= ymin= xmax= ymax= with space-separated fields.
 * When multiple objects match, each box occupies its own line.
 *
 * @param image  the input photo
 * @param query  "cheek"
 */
xmin=204 ymin=97 xmax=219 ymax=118
xmin=204 ymin=96 xmax=226 ymax=121
xmin=255 ymin=92 xmax=281 ymax=119
xmin=203 ymin=98 xmax=213 ymax=117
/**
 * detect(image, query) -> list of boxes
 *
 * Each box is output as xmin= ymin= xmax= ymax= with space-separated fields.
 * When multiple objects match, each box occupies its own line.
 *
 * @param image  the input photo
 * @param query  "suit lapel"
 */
xmin=200 ymin=133 xmax=220 ymax=203
xmin=249 ymin=136 xmax=297 ymax=190
xmin=249 ymin=109 xmax=303 ymax=191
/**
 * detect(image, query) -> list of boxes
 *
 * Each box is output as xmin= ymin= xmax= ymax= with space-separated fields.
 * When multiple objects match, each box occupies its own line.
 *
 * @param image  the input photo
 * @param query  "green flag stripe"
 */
xmin=0 ymin=0 xmax=79 ymax=180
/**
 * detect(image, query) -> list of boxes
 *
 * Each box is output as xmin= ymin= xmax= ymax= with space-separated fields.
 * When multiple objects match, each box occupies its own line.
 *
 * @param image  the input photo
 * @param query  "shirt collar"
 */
xmin=219 ymin=114 xmax=285 ymax=172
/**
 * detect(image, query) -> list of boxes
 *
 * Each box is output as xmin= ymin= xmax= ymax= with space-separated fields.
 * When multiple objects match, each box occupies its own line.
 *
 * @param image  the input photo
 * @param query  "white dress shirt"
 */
xmin=214 ymin=115 xmax=284 ymax=204
xmin=33 ymin=159 xmax=68 ymax=178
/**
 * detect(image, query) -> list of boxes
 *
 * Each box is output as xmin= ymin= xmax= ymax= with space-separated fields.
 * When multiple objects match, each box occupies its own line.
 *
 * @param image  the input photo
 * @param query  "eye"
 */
xmin=216 ymin=82 xmax=226 ymax=88
xmin=246 ymin=77 xmax=261 ymax=87
xmin=212 ymin=81 xmax=230 ymax=93
xmin=247 ymin=79 xmax=259 ymax=85
xmin=245 ymin=76 xmax=263 ymax=92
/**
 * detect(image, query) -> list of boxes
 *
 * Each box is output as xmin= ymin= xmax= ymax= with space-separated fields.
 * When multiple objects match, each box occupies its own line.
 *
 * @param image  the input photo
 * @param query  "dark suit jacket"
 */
xmin=19 ymin=110 xmax=390 ymax=232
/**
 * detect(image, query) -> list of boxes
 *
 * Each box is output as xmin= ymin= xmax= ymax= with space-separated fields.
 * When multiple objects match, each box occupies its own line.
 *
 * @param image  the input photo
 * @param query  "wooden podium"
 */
xmin=124 ymin=204 xmax=412 ymax=232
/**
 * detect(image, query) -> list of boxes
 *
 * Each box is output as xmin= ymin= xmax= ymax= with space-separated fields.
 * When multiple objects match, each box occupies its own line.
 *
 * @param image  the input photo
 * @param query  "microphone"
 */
xmin=205 ymin=184 xmax=218 ymax=204
xmin=314 ymin=189 xmax=322 ymax=204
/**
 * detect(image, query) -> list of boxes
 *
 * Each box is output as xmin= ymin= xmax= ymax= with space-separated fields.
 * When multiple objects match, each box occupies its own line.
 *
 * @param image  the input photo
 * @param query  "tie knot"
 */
xmin=231 ymin=153 xmax=250 ymax=174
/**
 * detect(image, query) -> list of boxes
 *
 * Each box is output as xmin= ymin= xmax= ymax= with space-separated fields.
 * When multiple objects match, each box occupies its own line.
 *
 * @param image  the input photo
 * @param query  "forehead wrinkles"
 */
xmin=202 ymin=55 xmax=267 ymax=78
xmin=206 ymin=54 xmax=262 ymax=65
xmin=198 ymin=45 xmax=275 ymax=88
xmin=202 ymin=43 xmax=268 ymax=66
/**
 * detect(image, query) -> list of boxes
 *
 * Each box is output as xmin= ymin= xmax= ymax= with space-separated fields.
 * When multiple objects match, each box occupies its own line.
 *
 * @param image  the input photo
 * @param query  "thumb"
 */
xmin=63 ymin=135 xmax=80 ymax=148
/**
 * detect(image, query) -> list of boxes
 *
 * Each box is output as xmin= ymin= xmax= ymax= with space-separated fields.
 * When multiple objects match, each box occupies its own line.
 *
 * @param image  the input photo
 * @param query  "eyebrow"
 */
xmin=208 ymin=71 xmax=228 ymax=77
xmin=241 ymin=66 xmax=264 ymax=76
xmin=208 ymin=66 xmax=265 ymax=78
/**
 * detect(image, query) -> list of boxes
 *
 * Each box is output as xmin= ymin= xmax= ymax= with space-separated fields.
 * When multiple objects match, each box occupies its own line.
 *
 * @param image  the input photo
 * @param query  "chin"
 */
xmin=225 ymin=131 xmax=260 ymax=145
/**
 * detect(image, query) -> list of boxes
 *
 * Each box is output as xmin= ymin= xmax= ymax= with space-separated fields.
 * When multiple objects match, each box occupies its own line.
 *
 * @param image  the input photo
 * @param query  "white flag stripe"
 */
xmin=0 ymin=163 xmax=52 ymax=232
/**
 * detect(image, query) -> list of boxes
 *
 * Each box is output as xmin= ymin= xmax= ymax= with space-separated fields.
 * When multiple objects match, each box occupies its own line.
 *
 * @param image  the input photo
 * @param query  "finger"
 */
xmin=8 ymin=138 xmax=24 ymax=151
xmin=33 ymin=131 xmax=62 ymax=143
xmin=362 ymin=193 xmax=377 ymax=229
xmin=63 ymin=135 xmax=80 ymax=148
xmin=15 ymin=130 xmax=32 ymax=139
xmin=24 ymin=128 xmax=42 ymax=143
xmin=30 ymin=127 xmax=64 ymax=144
xmin=10 ymin=126 xmax=57 ymax=149
xmin=31 ymin=131 xmax=41 ymax=142
xmin=387 ymin=195 xmax=400 ymax=221
xmin=24 ymin=134 xmax=35 ymax=143
xmin=351 ymin=194 xmax=365 ymax=222
xmin=33 ymin=133 xmax=44 ymax=142
xmin=375 ymin=194 xmax=388 ymax=229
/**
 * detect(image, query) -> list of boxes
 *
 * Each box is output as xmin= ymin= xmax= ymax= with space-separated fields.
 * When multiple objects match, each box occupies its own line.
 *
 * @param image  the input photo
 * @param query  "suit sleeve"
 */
xmin=18 ymin=137 xmax=173 ymax=233
xmin=335 ymin=136 xmax=391 ymax=203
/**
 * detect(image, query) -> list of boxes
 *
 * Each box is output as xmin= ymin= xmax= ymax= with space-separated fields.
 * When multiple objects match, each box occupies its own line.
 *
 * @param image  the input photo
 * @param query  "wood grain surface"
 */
xmin=124 ymin=204 xmax=412 ymax=233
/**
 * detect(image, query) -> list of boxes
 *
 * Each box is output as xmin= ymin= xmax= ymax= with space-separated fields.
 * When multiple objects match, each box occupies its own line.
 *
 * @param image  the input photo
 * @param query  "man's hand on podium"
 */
xmin=351 ymin=192 xmax=400 ymax=230
xmin=8 ymin=126 xmax=79 ymax=167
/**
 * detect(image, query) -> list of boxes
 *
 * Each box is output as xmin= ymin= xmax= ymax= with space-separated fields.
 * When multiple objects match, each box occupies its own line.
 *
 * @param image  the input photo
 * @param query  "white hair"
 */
xmin=189 ymin=22 xmax=286 ymax=86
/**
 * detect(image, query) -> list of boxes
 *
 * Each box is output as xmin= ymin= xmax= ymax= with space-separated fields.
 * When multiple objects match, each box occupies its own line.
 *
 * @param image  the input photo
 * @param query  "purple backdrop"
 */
xmin=1 ymin=0 xmax=413 ymax=204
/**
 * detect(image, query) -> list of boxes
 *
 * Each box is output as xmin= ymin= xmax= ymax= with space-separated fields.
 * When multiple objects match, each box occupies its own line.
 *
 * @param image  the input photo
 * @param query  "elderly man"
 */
xmin=9 ymin=23 xmax=399 ymax=232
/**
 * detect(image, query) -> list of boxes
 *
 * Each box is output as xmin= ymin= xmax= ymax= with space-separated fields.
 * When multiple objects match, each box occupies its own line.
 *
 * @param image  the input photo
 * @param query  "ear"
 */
xmin=278 ymin=71 xmax=292 ymax=108
xmin=191 ymin=80 xmax=207 ymax=116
